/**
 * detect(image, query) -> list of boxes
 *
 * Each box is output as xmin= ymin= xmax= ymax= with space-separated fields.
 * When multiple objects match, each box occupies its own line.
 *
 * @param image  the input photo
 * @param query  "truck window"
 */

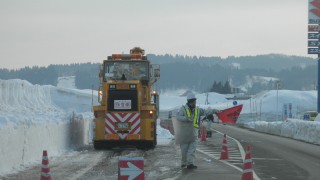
xmin=104 ymin=61 xmax=149 ymax=81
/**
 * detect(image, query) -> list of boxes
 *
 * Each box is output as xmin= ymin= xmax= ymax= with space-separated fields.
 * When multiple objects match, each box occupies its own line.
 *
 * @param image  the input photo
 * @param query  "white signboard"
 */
xmin=309 ymin=0 xmax=320 ymax=24
xmin=114 ymin=100 xmax=132 ymax=110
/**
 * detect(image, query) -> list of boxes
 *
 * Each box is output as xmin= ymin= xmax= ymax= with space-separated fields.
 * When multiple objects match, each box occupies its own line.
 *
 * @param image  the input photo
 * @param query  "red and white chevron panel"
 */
xmin=105 ymin=113 xmax=141 ymax=139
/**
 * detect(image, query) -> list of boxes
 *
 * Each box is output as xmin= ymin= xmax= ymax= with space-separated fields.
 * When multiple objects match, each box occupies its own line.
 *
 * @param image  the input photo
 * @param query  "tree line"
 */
xmin=0 ymin=63 xmax=100 ymax=90
xmin=0 ymin=54 xmax=317 ymax=94
xmin=209 ymin=81 xmax=232 ymax=94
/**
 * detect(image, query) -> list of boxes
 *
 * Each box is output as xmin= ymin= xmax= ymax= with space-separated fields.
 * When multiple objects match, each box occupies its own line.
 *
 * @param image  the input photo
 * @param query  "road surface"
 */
xmin=213 ymin=124 xmax=320 ymax=180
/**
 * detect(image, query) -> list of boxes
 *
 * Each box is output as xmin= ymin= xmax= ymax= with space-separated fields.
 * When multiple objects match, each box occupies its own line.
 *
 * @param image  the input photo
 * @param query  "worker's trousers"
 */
xmin=180 ymin=141 xmax=197 ymax=165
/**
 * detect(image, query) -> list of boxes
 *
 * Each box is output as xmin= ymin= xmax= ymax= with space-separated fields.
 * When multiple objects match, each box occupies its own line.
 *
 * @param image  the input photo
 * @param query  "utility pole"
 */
xmin=276 ymin=81 xmax=280 ymax=121
xmin=307 ymin=1 xmax=320 ymax=112
xmin=205 ymin=93 xmax=209 ymax=105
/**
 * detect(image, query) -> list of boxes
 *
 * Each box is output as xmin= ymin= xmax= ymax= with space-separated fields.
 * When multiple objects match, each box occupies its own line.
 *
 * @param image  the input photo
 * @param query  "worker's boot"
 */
xmin=187 ymin=164 xmax=197 ymax=169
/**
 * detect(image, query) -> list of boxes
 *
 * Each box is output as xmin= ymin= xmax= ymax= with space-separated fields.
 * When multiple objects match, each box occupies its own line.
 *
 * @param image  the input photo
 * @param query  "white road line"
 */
xmin=197 ymin=148 xmax=244 ymax=172
xmin=252 ymin=158 xmax=282 ymax=161
xmin=213 ymin=129 xmax=261 ymax=180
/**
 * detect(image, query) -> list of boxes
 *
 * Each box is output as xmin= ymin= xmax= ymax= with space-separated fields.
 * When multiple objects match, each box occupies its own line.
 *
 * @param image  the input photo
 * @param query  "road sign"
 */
xmin=308 ymin=25 xmax=320 ymax=32
xmin=308 ymin=33 xmax=320 ymax=39
xmin=233 ymin=101 xmax=237 ymax=106
xmin=309 ymin=0 xmax=320 ymax=24
xmin=308 ymin=40 xmax=320 ymax=47
xmin=119 ymin=157 xmax=144 ymax=180
xmin=308 ymin=48 xmax=320 ymax=54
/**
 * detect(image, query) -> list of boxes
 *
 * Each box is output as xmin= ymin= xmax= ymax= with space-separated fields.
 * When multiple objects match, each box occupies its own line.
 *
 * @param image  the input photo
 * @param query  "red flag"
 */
xmin=216 ymin=104 xmax=243 ymax=124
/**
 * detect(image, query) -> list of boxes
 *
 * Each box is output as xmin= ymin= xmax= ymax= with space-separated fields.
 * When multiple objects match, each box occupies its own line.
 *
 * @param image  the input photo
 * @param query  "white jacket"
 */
xmin=172 ymin=104 xmax=218 ymax=144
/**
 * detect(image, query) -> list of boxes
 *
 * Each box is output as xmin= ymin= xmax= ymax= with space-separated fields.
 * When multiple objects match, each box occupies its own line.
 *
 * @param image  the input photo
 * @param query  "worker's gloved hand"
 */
xmin=214 ymin=110 xmax=222 ymax=114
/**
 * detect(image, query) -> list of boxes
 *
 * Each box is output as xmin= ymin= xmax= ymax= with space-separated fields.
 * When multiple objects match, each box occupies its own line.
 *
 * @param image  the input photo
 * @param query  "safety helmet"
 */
xmin=187 ymin=93 xmax=196 ymax=101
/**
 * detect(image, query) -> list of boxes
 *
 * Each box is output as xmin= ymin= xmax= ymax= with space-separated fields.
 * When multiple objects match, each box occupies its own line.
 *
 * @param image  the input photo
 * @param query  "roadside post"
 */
xmin=308 ymin=0 xmax=320 ymax=113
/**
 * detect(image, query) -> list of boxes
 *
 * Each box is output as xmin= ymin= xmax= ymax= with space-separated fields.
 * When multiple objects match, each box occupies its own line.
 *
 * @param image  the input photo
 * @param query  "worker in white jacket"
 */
xmin=176 ymin=92 xmax=220 ymax=169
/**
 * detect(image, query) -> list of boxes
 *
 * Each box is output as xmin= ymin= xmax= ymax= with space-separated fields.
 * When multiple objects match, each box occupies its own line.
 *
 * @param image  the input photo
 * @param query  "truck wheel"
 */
xmin=93 ymin=141 xmax=103 ymax=150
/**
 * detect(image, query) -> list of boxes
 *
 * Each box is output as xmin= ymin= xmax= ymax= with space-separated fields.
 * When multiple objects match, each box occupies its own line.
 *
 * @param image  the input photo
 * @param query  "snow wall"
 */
xmin=0 ymin=79 xmax=94 ymax=175
xmin=0 ymin=119 xmax=91 ymax=174
xmin=243 ymin=119 xmax=320 ymax=145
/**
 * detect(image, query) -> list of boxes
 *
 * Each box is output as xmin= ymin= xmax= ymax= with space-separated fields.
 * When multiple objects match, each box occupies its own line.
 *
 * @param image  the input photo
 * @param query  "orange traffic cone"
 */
xmin=40 ymin=150 xmax=52 ymax=180
xmin=220 ymin=134 xmax=229 ymax=160
xmin=201 ymin=126 xmax=206 ymax=141
xmin=242 ymin=146 xmax=253 ymax=180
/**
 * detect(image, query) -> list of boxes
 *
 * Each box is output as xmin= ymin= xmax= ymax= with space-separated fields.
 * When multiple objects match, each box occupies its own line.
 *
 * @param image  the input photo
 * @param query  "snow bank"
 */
xmin=0 ymin=79 xmax=64 ymax=127
xmin=244 ymin=119 xmax=320 ymax=145
xmin=156 ymin=120 xmax=173 ymax=145
xmin=0 ymin=122 xmax=70 ymax=174
xmin=235 ymin=90 xmax=320 ymax=145
xmin=0 ymin=79 xmax=94 ymax=175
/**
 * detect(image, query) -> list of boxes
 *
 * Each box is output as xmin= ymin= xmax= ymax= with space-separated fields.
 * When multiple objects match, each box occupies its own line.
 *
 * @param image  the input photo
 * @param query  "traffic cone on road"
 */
xmin=201 ymin=126 xmax=206 ymax=141
xmin=40 ymin=150 xmax=52 ymax=180
xmin=220 ymin=134 xmax=229 ymax=160
xmin=242 ymin=146 xmax=253 ymax=180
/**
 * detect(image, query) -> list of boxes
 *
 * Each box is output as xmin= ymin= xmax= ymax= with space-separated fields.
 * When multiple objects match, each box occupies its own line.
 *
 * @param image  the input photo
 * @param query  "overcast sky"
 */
xmin=0 ymin=0 xmax=311 ymax=69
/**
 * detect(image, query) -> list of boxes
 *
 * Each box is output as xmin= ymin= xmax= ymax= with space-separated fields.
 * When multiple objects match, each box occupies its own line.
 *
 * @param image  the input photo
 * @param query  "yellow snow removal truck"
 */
xmin=92 ymin=47 xmax=160 ymax=149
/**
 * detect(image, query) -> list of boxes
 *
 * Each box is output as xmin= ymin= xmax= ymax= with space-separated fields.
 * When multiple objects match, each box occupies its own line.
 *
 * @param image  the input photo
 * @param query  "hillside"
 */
xmin=0 ymin=54 xmax=316 ymax=93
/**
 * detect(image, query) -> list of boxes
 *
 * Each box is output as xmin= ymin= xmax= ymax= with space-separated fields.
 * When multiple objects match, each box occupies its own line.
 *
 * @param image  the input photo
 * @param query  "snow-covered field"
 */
xmin=1 ymin=78 xmax=320 ymax=175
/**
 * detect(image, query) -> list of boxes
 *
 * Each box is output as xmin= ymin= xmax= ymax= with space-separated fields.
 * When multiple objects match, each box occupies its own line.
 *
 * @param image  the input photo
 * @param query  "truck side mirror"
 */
xmin=154 ymin=69 xmax=160 ymax=78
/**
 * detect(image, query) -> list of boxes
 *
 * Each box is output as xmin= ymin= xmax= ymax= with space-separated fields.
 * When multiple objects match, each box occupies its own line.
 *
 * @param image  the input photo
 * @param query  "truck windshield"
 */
xmin=104 ymin=61 xmax=149 ymax=81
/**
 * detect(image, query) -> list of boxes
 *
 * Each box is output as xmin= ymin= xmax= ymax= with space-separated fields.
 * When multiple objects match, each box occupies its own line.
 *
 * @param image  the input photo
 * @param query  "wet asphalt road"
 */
xmin=213 ymin=124 xmax=320 ymax=180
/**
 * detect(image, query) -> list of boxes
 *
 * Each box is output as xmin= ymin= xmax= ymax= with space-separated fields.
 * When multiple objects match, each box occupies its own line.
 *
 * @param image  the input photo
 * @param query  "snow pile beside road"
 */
xmin=156 ymin=120 xmax=173 ymax=145
xmin=237 ymin=90 xmax=320 ymax=145
xmin=245 ymin=119 xmax=320 ymax=145
xmin=0 ymin=79 xmax=64 ymax=127
xmin=0 ymin=122 xmax=71 ymax=174
xmin=0 ymin=79 xmax=94 ymax=175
